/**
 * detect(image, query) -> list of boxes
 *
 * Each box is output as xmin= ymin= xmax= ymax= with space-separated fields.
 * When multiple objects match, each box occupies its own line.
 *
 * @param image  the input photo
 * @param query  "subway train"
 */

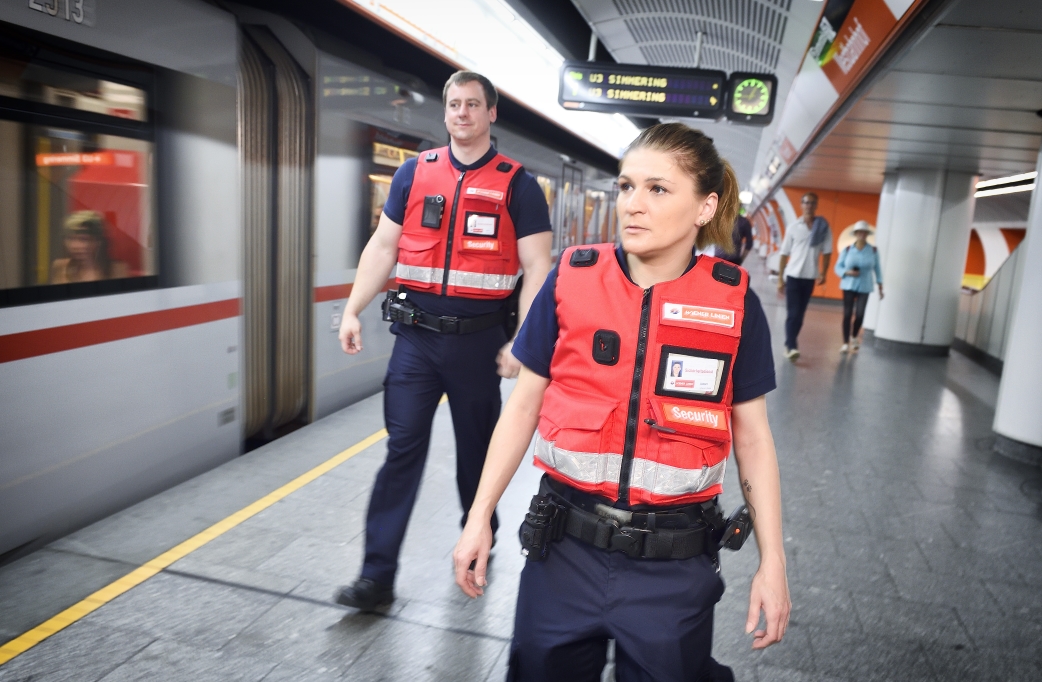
xmin=0 ymin=0 xmax=620 ymax=560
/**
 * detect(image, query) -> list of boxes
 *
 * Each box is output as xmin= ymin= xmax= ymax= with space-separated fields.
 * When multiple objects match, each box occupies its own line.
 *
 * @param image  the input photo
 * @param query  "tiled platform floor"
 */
xmin=1 ymin=263 xmax=1041 ymax=681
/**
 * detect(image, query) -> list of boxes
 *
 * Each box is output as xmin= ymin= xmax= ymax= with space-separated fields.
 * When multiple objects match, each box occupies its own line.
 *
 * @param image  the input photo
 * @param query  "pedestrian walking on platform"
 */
xmin=334 ymin=71 xmax=553 ymax=611
xmin=454 ymin=123 xmax=790 ymax=682
xmin=721 ymin=211 xmax=754 ymax=266
xmin=834 ymin=220 xmax=883 ymax=353
xmin=776 ymin=193 xmax=832 ymax=361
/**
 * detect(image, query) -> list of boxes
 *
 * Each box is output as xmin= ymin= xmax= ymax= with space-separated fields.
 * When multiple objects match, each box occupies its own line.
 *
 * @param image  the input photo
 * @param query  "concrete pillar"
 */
xmin=993 ymin=148 xmax=1042 ymax=465
xmin=872 ymin=169 xmax=977 ymax=353
xmin=863 ymin=172 xmax=897 ymax=333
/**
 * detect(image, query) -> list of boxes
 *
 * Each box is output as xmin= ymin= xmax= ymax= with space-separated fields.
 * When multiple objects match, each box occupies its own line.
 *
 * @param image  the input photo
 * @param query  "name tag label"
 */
xmin=461 ymin=238 xmax=500 ymax=252
xmin=662 ymin=303 xmax=735 ymax=328
xmin=466 ymin=187 xmax=504 ymax=202
xmin=661 ymin=402 xmax=728 ymax=431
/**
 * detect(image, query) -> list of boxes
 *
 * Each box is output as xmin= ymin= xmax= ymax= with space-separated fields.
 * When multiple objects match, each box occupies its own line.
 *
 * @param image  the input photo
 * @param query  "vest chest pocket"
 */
xmin=645 ymin=398 xmax=730 ymax=468
xmin=397 ymin=232 xmax=442 ymax=271
xmin=538 ymin=382 xmax=619 ymax=456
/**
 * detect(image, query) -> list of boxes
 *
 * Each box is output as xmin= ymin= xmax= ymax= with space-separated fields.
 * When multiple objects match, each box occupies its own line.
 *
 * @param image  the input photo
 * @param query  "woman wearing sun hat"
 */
xmin=834 ymin=220 xmax=884 ymax=352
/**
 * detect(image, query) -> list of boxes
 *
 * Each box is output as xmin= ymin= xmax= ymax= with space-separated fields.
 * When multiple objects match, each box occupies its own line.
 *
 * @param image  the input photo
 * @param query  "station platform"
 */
xmin=2 ymin=266 xmax=1041 ymax=682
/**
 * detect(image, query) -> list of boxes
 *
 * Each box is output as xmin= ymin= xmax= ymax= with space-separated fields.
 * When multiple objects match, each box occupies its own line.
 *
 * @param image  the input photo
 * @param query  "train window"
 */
xmin=0 ymin=123 xmax=155 ymax=292
xmin=372 ymin=142 xmax=417 ymax=169
xmin=0 ymin=55 xmax=147 ymax=122
xmin=368 ymin=173 xmax=392 ymax=234
xmin=558 ymin=164 xmax=584 ymax=251
xmin=535 ymin=175 xmax=556 ymax=223
xmin=584 ymin=190 xmax=610 ymax=244
xmin=0 ymin=29 xmax=155 ymax=307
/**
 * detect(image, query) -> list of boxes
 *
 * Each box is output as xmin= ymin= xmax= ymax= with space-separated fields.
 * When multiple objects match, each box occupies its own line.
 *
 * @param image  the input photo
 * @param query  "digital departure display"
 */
xmin=559 ymin=62 xmax=778 ymax=126
xmin=725 ymin=72 xmax=778 ymax=125
xmin=559 ymin=61 xmax=727 ymax=118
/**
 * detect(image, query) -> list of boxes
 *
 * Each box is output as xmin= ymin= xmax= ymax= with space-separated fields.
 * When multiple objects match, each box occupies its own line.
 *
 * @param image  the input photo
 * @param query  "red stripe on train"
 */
xmin=312 ymin=279 xmax=396 ymax=303
xmin=0 ymin=298 xmax=240 ymax=364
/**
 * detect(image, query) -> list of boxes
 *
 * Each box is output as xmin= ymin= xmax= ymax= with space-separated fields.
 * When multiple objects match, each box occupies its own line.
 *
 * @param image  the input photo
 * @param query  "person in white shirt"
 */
xmin=776 ymin=193 xmax=832 ymax=361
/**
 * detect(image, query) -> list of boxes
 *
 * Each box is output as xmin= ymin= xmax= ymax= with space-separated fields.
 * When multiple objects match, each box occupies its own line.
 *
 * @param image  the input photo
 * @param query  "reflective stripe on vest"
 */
xmin=533 ymin=431 xmax=727 ymax=498
xmin=395 ymin=264 xmax=520 ymax=291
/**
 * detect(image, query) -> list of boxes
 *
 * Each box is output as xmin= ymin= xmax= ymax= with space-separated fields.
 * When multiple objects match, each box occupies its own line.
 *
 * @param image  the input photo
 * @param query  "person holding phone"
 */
xmin=834 ymin=220 xmax=884 ymax=352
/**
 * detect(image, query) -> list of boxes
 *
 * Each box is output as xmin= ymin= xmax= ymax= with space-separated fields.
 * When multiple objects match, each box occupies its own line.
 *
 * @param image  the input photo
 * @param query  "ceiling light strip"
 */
xmin=974 ymin=183 xmax=1035 ymax=198
xmin=975 ymin=171 xmax=1037 ymax=190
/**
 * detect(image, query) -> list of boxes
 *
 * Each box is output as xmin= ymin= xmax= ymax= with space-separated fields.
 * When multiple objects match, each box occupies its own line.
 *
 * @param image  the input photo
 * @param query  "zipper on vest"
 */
xmin=618 ymin=286 xmax=653 ymax=504
xmin=441 ymin=171 xmax=466 ymax=295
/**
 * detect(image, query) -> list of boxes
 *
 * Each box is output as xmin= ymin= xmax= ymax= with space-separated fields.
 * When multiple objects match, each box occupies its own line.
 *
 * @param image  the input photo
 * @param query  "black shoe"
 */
xmin=334 ymin=578 xmax=394 ymax=612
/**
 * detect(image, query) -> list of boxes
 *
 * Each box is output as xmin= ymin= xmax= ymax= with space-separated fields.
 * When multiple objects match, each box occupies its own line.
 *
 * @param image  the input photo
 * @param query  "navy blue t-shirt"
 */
xmin=512 ymin=246 xmax=776 ymax=403
xmin=385 ymin=145 xmax=551 ymax=319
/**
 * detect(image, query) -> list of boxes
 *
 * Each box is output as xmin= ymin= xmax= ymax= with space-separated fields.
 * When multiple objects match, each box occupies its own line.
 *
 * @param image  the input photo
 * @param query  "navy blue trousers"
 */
xmin=361 ymin=325 xmax=505 ymax=585
xmin=508 ymin=533 xmax=730 ymax=682
xmin=784 ymin=276 xmax=816 ymax=350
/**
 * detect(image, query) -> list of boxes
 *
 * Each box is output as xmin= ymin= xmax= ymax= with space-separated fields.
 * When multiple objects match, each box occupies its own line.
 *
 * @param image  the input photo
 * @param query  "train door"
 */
xmin=238 ymin=26 xmax=314 ymax=445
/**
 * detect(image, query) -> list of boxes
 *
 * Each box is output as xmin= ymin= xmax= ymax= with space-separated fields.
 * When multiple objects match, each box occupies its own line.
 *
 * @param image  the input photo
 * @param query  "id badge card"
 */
xmin=655 ymin=345 xmax=731 ymax=403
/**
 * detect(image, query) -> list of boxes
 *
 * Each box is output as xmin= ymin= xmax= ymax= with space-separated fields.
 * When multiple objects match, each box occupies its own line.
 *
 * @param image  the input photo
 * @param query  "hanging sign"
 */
xmin=559 ymin=61 xmax=727 ymax=119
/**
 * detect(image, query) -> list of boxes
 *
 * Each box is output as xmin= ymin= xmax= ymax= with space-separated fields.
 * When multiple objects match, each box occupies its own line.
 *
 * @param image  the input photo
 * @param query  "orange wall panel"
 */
xmin=1000 ymin=228 xmax=1026 ymax=253
xmin=964 ymin=231 xmax=985 ymax=276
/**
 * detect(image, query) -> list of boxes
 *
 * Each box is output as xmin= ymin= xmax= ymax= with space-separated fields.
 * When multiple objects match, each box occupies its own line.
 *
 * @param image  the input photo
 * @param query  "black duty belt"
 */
xmin=535 ymin=476 xmax=713 ymax=561
xmin=382 ymin=290 xmax=505 ymax=334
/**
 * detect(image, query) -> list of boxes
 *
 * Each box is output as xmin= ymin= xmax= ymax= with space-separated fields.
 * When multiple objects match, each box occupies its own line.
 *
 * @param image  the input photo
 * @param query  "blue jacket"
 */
xmin=834 ymin=243 xmax=882 ymax=293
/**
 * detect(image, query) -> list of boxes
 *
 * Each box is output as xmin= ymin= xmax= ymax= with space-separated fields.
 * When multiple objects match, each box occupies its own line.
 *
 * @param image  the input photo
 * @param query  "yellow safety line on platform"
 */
xmin=0 ymin=426 xmax=392 ymax=666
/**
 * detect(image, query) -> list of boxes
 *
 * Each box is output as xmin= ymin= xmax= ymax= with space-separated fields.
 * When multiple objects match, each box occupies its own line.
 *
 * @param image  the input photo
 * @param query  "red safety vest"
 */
xmin=535 ymin=243 xmax=748 ymax=506
xmin=397 ymin=147 xmax=522 ymax=299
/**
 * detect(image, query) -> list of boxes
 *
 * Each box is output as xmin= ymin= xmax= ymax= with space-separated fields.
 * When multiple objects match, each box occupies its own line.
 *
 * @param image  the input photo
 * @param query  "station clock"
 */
xmin=725 ymin=73 xmax=777 ymax=125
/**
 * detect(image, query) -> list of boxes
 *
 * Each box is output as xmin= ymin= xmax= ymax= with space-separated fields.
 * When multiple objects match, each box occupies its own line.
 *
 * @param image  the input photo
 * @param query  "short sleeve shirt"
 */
xmin=512 ymin=247 xmax=776 ymax=404
xmin=384 ymin=146 xmax=551 ymax=318
xmin=780 ymin=217 xmax=832 ymax=280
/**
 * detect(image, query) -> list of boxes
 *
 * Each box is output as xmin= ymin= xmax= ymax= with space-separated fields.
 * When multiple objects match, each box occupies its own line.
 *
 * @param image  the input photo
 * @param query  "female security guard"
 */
xmin=453 ymin=123 xmax=789 ymax=681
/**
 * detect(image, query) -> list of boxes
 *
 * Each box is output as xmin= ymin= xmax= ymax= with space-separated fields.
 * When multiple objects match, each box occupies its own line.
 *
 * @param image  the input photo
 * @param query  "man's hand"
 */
xmin=878 ymin=284 xmax=885 ymax=300
xmin=776 ymin=278 xmax=785 ymax=293
xmin=816 ymin=272 xmax=826 ymax=286
xmin=746 ymin=555 xmax=790 ymax=649
xmin=338 ymin=313 xmax=363 ymax=354
xmin=497 ymin=341 xmax=521 ymax=378
xmin=453 ymin=518 xmax=493 ymax=598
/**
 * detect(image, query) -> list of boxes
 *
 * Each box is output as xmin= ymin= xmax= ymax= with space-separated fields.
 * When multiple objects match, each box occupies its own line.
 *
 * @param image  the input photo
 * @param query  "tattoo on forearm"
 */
xmin=743 ymin=479 xmax=753 ymax=494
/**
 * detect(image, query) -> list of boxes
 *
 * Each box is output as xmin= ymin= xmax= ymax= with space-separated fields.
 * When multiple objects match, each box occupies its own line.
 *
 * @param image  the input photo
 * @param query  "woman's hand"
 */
xmin=746 ymin=554 xmax=790 ymax=649
xmin=450 ymin=368 xmax=550 ymax=599
xmin=453 ymin=518 xmax=493 ymax=598
xmin=878 ymin=284 xmax=885 ymax=300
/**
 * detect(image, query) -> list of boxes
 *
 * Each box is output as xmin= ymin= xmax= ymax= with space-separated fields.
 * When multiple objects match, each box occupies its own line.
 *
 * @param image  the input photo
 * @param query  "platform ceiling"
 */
xmin=783 ymin=0 xmax=1042 ymax=193
xmin=567 ymin=0 xmax=822 ymax=188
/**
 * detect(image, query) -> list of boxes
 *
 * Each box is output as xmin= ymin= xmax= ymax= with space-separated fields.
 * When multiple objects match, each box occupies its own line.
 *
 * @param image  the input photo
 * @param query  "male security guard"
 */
xmin=335 ymin=71 xmax=552 ymax=611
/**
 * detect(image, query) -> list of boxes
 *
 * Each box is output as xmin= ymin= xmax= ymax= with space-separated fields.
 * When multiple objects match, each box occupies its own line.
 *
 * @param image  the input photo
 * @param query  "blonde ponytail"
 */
xmin=697 ymin=160 xmax=739 ymax=251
